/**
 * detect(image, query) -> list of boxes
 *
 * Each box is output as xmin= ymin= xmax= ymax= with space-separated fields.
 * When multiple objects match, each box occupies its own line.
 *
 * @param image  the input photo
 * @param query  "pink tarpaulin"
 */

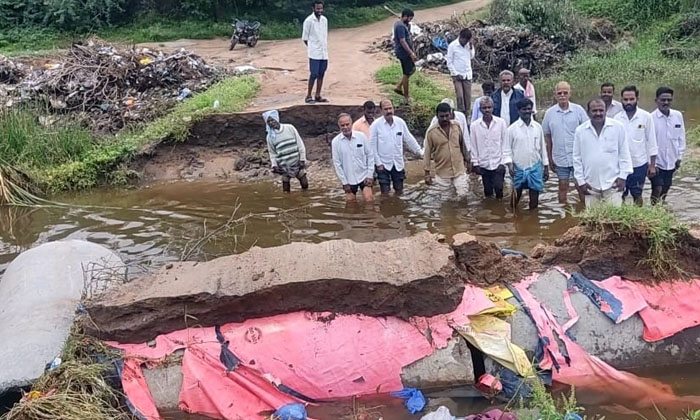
xmin=112 ymin=286 xmax=494 ymax=420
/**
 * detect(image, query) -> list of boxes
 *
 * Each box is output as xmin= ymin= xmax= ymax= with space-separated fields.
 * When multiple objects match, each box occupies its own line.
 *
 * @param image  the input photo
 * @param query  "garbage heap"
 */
xmin=375 ymin=19 xmax=571 ymax=82
xmin=0 ymin=40 xmax=221 ymax=133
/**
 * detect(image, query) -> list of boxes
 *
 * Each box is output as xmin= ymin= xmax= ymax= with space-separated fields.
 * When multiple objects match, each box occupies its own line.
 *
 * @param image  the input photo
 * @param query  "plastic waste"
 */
xmin=213 ymin=100 xmax=220 ymax=109
xmin=415 ymin=59 xmax=426 ymax=68
xmin=421 ymin=406 xmax=456 ymax=420
xmin=273 ymin=403 xmax=307 ymax=420
xmin=501 ymin=248 xmax=528 ymax=258
xmin=46 ymin=357 xmax=62 ymax=371
xmin=564 ymin=414 xmax=583 ymax=420
xmin=391 ymin=387 xmax=426 ymax=414
xmin=177 ymin=88 xmax=192 ymax=101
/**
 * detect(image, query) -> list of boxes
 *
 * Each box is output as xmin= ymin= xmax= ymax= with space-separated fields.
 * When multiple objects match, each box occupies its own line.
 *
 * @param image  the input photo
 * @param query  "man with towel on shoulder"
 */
xmin=263 ymin=110 xmax=309 ymax=193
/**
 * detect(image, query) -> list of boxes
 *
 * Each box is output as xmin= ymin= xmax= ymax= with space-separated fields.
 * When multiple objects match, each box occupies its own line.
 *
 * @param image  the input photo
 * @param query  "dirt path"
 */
xmin=139 ymin=0 xmax=489 ymax=111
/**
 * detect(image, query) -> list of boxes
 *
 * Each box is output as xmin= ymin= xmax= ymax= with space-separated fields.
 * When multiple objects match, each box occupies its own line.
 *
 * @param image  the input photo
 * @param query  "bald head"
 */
xmin=555 ymin=81 xmax=572 ymax=107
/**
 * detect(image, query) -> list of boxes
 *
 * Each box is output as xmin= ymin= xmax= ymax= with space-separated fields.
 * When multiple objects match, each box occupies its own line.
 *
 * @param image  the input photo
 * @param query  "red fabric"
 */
xmin=112 ymin=286 xmax=493 ymax=420
xmin=633 ymin=279 xmax=700 ymax=342
xmin=593 ymin=276 xmax=648 ymax=324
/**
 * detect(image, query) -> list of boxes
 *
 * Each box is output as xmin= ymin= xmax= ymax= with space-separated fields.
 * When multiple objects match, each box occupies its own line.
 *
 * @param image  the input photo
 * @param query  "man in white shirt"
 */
xmin=600 ymin=82 xmax=623 ymax=117
xmin=429 ymin=98 xmax=469 ymax=138
xmin=302 ymin=0 xmax=329 ymax=104
xmin=507 ymin=99 xmax=549 ymax=209
xmin=650 ymin=86 xmax=686 ymax=205
xmin=542 ymin=81 xmax=589 ymax=204
xmin=471 ymin=82 xmax=494 ymax=123
xmin=513 ymin=68 xmax=536 ymax=114
xmin=446 ymin=28 xmax=475 ymax=114
xmin=613 ymin=85 xmax=658 ymax=206
xmin=332 ymin=113 xmax=374 ymax=202
xmin=370 ymin=99 xmax=424 ymax=195
xmin=573 ymin=98 xmax=633 ymax=209
xmin=470 ymin=97 xmax=510 ymax=199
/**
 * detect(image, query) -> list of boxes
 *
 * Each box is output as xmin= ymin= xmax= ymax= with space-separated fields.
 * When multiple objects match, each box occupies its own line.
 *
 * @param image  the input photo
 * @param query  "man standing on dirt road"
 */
xmin=573 ymin=98 xmax=632 ymax=209
xmin=393 ymin=9 xmax=418 ymax=102
xmin=614 ymin=85 xmax=658 ymax=206
xmin=651 ymin=86 xmax=686 ymax=205
xmin=263 ymin=110 xmax=309 ymax=193
xmin=302 ymin=0 xmax=329 ymax=104
xmin=352 ymin=101 xmax=377 ymax=140
xmin=371 ymin=99 xmax=424 ymax=195
xmin=332 ymin=114 xmax=375 ymax=202
xmin=424 ymin=102 xmax=470 ymax=201
xmin=600 ymin=82 xmax=623 ymax=117
xmin=491 ymin=70 xmax=525 ymax=127
xmin=542 ymin=81 xmax=589 ymax=204
xmin=447 ymin=28 xmax=475 ymax=114
xmin=470 ymin=96 xmax=510 ymax=199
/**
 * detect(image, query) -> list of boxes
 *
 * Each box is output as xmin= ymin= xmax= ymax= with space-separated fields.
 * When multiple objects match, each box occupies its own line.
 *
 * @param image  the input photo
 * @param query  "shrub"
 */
xmin=0 ymin=0 xmax=126 ymax=31
xmin=572 ymin=0 xmax=696 ymax=30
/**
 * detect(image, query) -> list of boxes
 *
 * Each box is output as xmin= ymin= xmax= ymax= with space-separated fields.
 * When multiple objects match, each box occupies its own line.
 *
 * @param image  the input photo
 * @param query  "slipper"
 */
xmin=305 ymin=96 xmax=315 ymax=104
xmin=314 ymin=96 xmax=329 ymax=103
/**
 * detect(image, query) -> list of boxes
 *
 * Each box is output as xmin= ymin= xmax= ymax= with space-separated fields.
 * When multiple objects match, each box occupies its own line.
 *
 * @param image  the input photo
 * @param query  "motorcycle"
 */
xmin=229 ymin=19 xmax=261 ymax=50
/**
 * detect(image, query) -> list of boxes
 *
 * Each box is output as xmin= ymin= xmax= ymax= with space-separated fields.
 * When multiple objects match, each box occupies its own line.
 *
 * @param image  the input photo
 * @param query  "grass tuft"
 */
xmin=577 ymin=204 xmax=689 ymax=278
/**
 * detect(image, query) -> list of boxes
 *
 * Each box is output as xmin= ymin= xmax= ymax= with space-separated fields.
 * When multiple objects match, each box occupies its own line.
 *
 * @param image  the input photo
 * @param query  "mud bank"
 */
xmin=133 ymin=104 xmax=362 ymax=183
xmin=84 ymin=232 xmax=465 ymax=342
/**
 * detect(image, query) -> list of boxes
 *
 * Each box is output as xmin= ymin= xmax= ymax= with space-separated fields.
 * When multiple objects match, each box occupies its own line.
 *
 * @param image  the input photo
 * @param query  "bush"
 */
xmin=489 ymin=0 xmax=589 ymax=49
xmin=0 ymin=0 xmax=126 ymax=31
xmin=572 ymin=0 xmax=696 ymax=30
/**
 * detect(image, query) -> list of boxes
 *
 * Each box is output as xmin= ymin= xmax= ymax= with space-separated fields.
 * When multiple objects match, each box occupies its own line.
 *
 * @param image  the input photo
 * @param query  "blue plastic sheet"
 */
xmin=391 ymin=387 xmax=426 ymax=414
xmin=274 ymin=403 xmax=307 ymax=420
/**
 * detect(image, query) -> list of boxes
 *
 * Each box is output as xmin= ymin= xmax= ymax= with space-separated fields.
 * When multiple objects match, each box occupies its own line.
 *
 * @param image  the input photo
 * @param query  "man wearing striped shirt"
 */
xmin=263 ymin=110 xmax=309 ymax=193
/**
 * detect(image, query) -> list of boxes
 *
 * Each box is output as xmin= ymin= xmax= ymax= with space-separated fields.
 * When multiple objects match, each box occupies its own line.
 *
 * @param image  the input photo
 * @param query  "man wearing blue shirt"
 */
xmin=393 ymin=9 xmax=418 ymax=101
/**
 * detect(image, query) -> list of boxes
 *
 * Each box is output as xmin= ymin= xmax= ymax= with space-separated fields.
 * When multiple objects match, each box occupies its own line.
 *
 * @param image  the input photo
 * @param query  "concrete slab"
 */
xmin=85 ymin=232 xmax=465 ymax=343
xmin=0 ymin=240 xmax=123 ymax=394
xmin=401 ymin=336 xmax=475 ymax=390
xmin=508 ymin=269 xmax=700 ymax=369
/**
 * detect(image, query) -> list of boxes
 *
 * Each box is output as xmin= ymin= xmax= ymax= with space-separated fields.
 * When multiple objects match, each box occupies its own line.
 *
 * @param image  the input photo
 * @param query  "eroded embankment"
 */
xmin=132 ymin=104 xmax=363 ymax=183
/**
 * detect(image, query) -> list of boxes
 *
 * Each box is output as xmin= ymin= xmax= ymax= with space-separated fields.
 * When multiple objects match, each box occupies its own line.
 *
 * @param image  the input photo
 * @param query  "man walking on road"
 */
xmin=424 ymin=102 xmax=470 ymax=201
xmin=263 ymin=110 xmax=309 ymax=193
xmin=507 ymin=99 xmax=549 ymax=210
xmin=613 ymin=85 xmax=658 ymax=206
xmin=470 ymin=97 xmax=510 ymax=199
xmin=573 ymin=99 xmax=632 ymax=209
xmin=302 ymin=0 xmax=329 ymax=104
xmin=600 ymin=82 xmax=623 ymax=117
xmin=371 ymin=99 xmax=424 ymax=195
xmin=514 ymin=68 xmax=536 ymax=114
xmin=332 ymin=114 xmax=374 ymax=202
xmin=393 ymin=9 xmax=418 ymax=101
xmin=352 ymin=101 xmax=377 ymax=140
xmin=542 ymin=81 xmax=589 ymax=204
xmin=492 ymin=70 xmax=525 ymax=127
xmin=447 ymin=28 xmax=475 ymax=114
xmin=651 ymin=86 xmax=686 ymax=205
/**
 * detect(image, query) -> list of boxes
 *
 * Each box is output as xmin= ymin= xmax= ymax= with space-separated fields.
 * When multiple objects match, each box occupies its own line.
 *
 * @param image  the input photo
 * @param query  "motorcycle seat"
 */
xmin=249 ymin=21 xmax=261 ymax=30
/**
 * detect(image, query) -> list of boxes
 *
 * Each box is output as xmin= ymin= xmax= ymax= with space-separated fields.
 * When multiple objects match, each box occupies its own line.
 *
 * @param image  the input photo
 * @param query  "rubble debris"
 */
xmin=0 ymin=40 xmax=221 ymax=133
xmin=373 ymin=18 xmax=572 ymax=81
xmin=84 ymin=231 xmax=465 ymax=342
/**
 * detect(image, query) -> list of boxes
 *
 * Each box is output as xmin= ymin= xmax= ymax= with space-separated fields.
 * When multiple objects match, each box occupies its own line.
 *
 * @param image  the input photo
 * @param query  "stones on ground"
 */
xmin=0 ymin=240 xmax=124 ymax=394
xmin=401 ymin=336 xmax=475 ymax=390
xmin=84 ymin=232 xmax=465 ymax=343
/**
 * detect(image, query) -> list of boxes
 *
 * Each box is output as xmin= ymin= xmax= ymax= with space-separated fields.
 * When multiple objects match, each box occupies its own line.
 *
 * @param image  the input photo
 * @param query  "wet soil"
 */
xmin=531 ymin=225 xmax=700 ymax=281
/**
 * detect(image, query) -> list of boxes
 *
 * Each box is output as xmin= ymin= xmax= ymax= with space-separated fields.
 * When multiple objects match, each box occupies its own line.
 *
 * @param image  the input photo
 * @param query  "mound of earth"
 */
xmin=530 ymin=226 xmax=700 ymax=281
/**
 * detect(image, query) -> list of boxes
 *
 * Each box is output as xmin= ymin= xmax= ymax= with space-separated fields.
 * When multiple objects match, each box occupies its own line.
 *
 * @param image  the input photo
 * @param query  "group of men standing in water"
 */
xmin=263 ymin=79 xmax=686 ymax=209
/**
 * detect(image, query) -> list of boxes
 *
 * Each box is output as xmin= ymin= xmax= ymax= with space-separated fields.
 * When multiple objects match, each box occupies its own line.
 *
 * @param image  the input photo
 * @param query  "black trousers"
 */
xmin=482 ymin=166 xmax=505 ymax=198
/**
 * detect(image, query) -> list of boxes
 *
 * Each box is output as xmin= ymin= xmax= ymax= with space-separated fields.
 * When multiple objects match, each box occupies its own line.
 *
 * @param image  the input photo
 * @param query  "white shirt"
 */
xmin=302 ymin=14 xmax=328 ymax=60
xmin=446 ymin=39 xmax=475 ymax=80
xmin=429 ymin=111 xmax=470 ymax=148
xmin=370 ymin=116 xmax=424 ymax=171
xmin=501 ymin=90 xmax=513 ymax=126
xmin=606 ymin=100 xmax=623 ymax=117
xmin=507 ymin=119 xmax=548 ymax=169
xmin=331 ymin=131 xmax=374 ymax=186
xmin=653 ymin=108 xmax=686 ymax=170
xmin=613 ymin=108 xmax=658 ymax=168
xmin=514 ymin=82 xmax=537 ymax=113
xmin=469 ymin=116 xmax=511 ymax=170
xmin=573 ymin=118 xmax=633 ymax=191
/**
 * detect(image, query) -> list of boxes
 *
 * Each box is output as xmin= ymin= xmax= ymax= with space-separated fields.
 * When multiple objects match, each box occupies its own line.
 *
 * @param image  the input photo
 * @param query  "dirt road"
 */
xmin=139 ymin=0 xmax=489 ymax=111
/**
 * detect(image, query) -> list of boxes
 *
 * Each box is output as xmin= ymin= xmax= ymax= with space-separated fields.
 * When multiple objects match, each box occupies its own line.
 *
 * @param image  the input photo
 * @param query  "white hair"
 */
xmin=499 ymin=70 xmax=514 ymax=80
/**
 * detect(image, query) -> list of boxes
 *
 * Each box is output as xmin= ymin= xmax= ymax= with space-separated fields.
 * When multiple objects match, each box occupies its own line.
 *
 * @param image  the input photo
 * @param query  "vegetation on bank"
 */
xmin=578 ymin=204 xmax=689 ymax=278
xmin=0 ymin=0 xmax=463 ymax=55
xmin=0 ymin=76 xmax=259 ymax=192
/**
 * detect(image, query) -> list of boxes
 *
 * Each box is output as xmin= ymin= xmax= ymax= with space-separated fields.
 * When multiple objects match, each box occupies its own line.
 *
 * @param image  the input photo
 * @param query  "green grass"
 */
xmin=1 ymin=76 xmax=259 ymax=192
xmin=577 ymin=204 xmax=689 ymax=278
xmin=375 ymin=63 xmax=452 ymax=130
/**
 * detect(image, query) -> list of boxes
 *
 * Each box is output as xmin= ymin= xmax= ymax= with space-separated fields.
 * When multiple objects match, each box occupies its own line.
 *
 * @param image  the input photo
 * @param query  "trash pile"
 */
xmin=375 ymin=19 xmax=571 ymax=81
xmin=0 ymin=40 xmax=221 ymax=133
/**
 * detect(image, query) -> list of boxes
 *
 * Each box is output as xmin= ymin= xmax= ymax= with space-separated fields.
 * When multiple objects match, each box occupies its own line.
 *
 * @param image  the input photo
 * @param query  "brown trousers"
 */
xmin=452 ymin=77 xmax=472 ymax=114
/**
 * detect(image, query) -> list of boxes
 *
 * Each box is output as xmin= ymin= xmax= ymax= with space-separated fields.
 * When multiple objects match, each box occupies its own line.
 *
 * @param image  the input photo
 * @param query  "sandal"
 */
xmin=314 ymin=96 xmax=329 ymax=103
xmin=305 ymin=96 xmax=315 ymax=104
